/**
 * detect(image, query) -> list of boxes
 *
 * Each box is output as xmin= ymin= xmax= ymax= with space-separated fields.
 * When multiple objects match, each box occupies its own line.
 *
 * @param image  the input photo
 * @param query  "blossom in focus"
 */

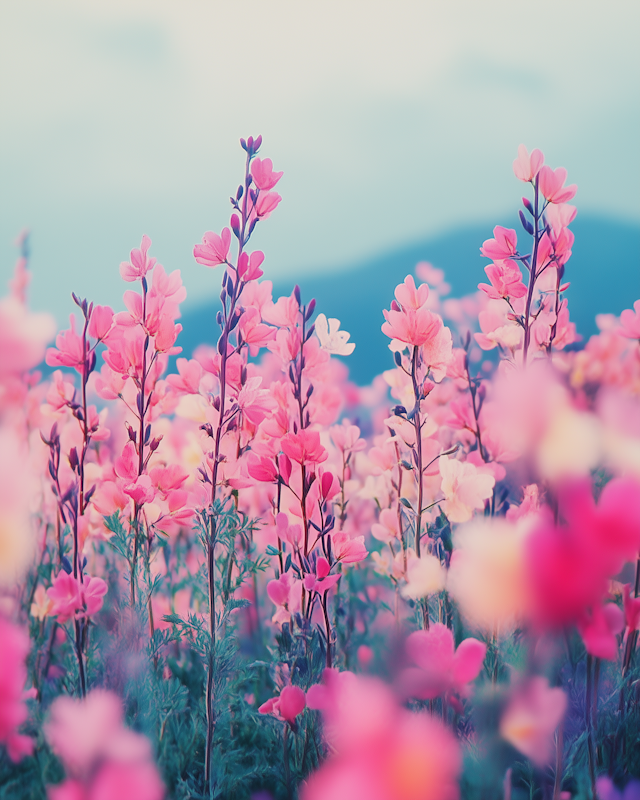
xmin=0 ymin=615 xmax=33 ymax=762
xmin=512 ymin=144 xmax=544 ymax=182
xmin=258 ymin=685 xmax=306 ymax=724
xmin=500 ymin=676 xmax=567 ymax=767
xmin=250 ymin=157 xmax=283 ymax=191
xmin=47 ymin=572 xmax=108 ymax=624
xmin=538 ymin=165 xmax=577 ymax=204
xmin=193 ymin=228 xmax=231 ymax=268
xmin=119 ymin=235 xmax=156 ymax=282
xmin=315 ymin=313 xmax=355 ymax=356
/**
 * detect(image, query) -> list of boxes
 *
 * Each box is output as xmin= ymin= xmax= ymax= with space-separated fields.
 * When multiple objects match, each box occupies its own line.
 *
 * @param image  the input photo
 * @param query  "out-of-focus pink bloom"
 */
xmin=596 ymin=776 xmax=640 ymax=800
xmin=47 ymin=572 xmax=108 ymax=624
xmin=119 ymin=235 xmax=157 ymax=282
xmin=166 ymin=358 xmax=202 ymax=395
xmin=281 ymin=429 xmax=328 ymax=465
xmin=193 ymin=228 xmax=232 ymax=268
xmin=371 ymin=507 xmax=400 ymax=544
xmin=0 ymin=615 xmax=33 ymax=762
xmin=250 ymin=157 xmax=283 ymax=191
xmin=479 ymin=261 xmax=527 ymax=300
xmin=578 ymin=603 xmax=624 ymax=660
xmin=623 ymin=585 xmax=640 ymax=632
xmin=315 ymin=314 xmax=355 ymax=356
xmin=266 ymin=571 xmax=301 ymax=625
xmin=538 ymin=165 xmax=577 ymax=204
xmin=400 ymin=623 xmax=486 ymax=702
xmin=439 ymin=456 xmax=495 ymax=523
xmin=382 ymin=305 xmax=444 ymax=348
xmin=124 ymin=475 xmax=157 ymax=506
xmin=480 ymin=227 xmax=518 ymax=261
xmin=620 ymin=300 xmax=640 ymax=340
xmin=237 ymin=376 xmax=276 ymax=425
xmin=330 ymin=421 xmax=366 ymax=454
xmin=259 ymin=685 xmax=305 ymax=725
xmin=499 ymin=676 xmax=567 ymax=767
xmin=512 ymin=144 xmax=544 ymax=182
xmin=45 ymin=690 xmax=164 ymax=800
xmin=331 ymin=531 xmax=368 ymax=564
xmin=302 ymin=672 xmax=461 ymax=800
xmin=31 ymin=585 xmax=53 ymax=620
xmin=357 ymin=645 xmax=374 ymax=669
xmin=506 ymin=484 xmax=542 ymax=522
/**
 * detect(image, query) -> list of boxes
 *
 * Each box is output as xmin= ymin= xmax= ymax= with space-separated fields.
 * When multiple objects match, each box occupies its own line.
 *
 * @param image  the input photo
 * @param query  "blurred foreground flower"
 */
xmin=45 ymin=690 xmax=164 ymax=800
xmin=303 ymin=670 xmax=460 ymax=800
xmin=0 ymin=615 xmax=33 ymax=762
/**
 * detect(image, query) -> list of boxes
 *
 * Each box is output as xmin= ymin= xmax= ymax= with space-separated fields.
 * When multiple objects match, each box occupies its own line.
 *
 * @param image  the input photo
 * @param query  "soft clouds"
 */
xmin=0 ymin=0 xmax=638 ymax=320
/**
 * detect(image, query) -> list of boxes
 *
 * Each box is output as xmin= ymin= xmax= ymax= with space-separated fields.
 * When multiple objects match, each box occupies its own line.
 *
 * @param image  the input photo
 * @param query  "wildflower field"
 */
xmin=1 ymin=138 xmax=640 ymax=800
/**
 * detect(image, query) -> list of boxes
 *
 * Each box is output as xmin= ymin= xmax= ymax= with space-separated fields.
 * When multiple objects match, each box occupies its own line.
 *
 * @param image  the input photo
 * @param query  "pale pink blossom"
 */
xmin=193 ymin=228 xmax=232 ymax=268
xmin=394 ymin=275 xmax=430 ymax=310
xmin=315 ymin=313 xmax=355 ymax=356
xmin=439 ymin=455 xmax=495 ymax=523
xmin=500 ymin=677 xmax=567 ymax=767
xmin=119 ymin=235 xmax=156 ymax=282
xmin=382 ymin=305 xmax=444 ymax=348
xmin=538 ymin=165 xmax=577 ymax=204
xmin=620 ymin=300 xmax=640 ymax=340
xmin=480 ymin=227 xmax=518 ymax=261
xmin=512 ymin=144 xmax=544 ymax=182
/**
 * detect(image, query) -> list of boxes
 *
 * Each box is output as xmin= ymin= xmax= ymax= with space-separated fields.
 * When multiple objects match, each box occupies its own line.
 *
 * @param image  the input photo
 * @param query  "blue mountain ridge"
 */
xmin=178 ymin=215 xmax=640 ymax=386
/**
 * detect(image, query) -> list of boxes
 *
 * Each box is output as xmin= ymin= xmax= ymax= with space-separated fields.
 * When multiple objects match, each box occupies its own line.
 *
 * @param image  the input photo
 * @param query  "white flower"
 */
xmin=314 ymin=313 xmax=355 ymax=356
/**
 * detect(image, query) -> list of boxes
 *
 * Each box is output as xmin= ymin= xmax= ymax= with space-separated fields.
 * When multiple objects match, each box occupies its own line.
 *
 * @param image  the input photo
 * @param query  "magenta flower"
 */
xmin=400 ymin=623 xmax=486 ymax=702
xmin=0 ymin=615 xmax=33 ymax=762
xmin=193 ymin=228 xmax=231 ymax=268
xmin=578 ymin=603 xmax=624 ymax=661
xmin=281 ymin=429 xmax=328 ymax=465
xmin=304 ymin=557 xmax=341 ymax=594
xmin=259 ymin=685 xmax=305 ymax=724
xmin=119 ymin=234 xmax=157 ymax=282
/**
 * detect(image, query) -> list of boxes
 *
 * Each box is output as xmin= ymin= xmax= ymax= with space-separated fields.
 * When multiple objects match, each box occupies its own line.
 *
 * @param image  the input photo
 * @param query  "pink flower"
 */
xmin=512 ymin=144 xmax=544 ymax=182
xmin=478 ymin=261 xmax=527 ymax=300
xmin=0 ymin=615 xmax=33 ymax=762
xmin=46 ymin=321 xmax=85 ymax=371
xmin=578 ymin=603 xmax=624 ymax=660
xmin=623 ymin=584 xmax=640 ymax=632
xmin=315 ymin=314 xmax=355 ymax=356
xmin=87 ymin=305 xmax=114 ymax=341
xmin=439 ymin=456 xmax=495 ymax=523
xmin=193 ymin=228 xmax=232 ymax=268
xmin=254 ymin=191 xmax=282 ymax=220
xmin=246 ymin=454 xmax=278 ymax=483
xmin=620 ymin=300 xmax=640 ymax=340
xmin=250 ymin=157 xmax=283 ymax=191
xmin=400 ymin=623 xmax=486 ymax=702
xmin=237 ymin=250 xmax=265 ymax=282
xmin=45 ymin=690 xmax=164 ymax=800
xmin=119 ymin=235 xmax=157 ymax=282
xmin=304 ymin=557 xmax=341 ymax=594
xmin=47 ymin=573 xmax=108 ymax=623
xmin=394 ymin=275 xmax=430 ymax=311
xmin=238 ymin=307 xmax=276 ymax=356
xmin=538 ymin=165 xmax=577 ymax=204
xmin=302 ymin=673 xmax=461 ymax=800
xmin=480 ymin=227 xmax=518 ymax=261
xmin=259 ymin=685 xmax=305 ymax=724
xmin=281 ymin=429 xmax=328 ymax=465
xmin=500 ymin=676 xmax=567 ymax=767
xmin=331 ymin=531 xmax=368 ymax=564
xmin=381 ymin=305 xmax=443 ymax=347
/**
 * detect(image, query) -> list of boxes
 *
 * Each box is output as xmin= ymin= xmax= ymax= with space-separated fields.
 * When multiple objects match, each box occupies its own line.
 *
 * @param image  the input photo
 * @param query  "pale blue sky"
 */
xmin=1 ymin=0 xmax=638 ymax=322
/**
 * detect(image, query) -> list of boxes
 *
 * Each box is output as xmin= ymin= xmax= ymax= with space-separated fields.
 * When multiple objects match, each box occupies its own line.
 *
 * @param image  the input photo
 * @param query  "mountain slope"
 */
xmin=179 ymin=215 xmax=640 ymax=385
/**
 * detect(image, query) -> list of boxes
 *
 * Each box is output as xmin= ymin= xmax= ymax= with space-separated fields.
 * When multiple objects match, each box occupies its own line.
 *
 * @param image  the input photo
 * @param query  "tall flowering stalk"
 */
xmin=193 ymin=134 xmax=282 ymax=787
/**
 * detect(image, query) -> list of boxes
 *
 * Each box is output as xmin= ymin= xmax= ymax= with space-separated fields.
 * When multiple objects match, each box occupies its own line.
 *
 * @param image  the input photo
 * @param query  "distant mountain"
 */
xmin=179 ymin=216 xmax=640 ymax=385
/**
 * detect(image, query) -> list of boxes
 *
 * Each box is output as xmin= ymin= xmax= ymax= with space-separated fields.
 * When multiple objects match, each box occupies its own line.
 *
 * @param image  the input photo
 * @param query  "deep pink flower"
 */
xmin=259 ymin=685 xmax=306 ymax=725
xmin=193 ymin=228 xmax=232 ymax=268
xmin=254 ymin=191 xmax=282 ymax=220
xmin=0 ymin=616 xmax=33 ymax=762
xmin=47 ymin=573 xmax=108 ymax=623
xmin=623 ymin=584 xmax=640 ymax=632
xmin=538 ymin=165 xmax=577 ymax=204
xmin=304 ymin=557 xmax=340 ymax=594
xmin=281 ymin=429 xmax=328 ymax=465
xmin=119 ymin=235 xmax=156 ymax=282
xmin=578 ymin=603 xmax=624 ymax=660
